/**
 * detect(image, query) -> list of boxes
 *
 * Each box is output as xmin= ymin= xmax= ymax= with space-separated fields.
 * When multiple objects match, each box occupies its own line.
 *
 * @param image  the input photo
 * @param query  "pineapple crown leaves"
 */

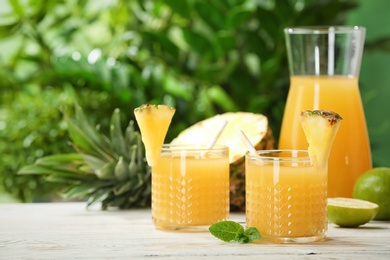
xmin=18 ymin=105 xmax=151 ymax=210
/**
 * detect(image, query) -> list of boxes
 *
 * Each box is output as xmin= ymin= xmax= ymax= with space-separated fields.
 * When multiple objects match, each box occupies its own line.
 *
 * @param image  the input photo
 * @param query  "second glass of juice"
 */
xmin=152 ymin=144 xmax=230 ymax=231
xmin=246 ymin=150 xmax=327 ymax=243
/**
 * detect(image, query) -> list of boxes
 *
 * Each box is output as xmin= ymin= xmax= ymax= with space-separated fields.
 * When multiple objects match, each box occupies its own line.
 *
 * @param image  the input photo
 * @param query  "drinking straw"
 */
xmin=199 ymin=119 xmax=228 ymax=158
xmin=238 ymin=130 xmax=259 ymax=157
xmin=205 ymin=119 xmax=228 ymax=149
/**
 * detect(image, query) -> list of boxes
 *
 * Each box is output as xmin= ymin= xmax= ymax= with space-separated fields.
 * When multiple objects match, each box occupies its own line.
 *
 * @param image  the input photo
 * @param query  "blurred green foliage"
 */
xmin=345 ymin=0 xmax=390 ymax=168
xmin=1 ymin=0 xmax=383 ymax=201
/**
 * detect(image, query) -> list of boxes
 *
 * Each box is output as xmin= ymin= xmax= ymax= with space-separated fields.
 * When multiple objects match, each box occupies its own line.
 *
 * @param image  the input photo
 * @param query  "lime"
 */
xmin=353 ymin=167 xmax=390 ymax=220
xmin=327 ymin=197 xmax=378 ymax=227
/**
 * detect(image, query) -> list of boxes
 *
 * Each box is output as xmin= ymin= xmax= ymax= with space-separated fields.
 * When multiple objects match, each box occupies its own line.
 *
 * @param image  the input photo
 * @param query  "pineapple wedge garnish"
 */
xmin=134 ymin=104 xmax=175 ymax=167
xmin=300 ymin=110 xmax=342 ymax=168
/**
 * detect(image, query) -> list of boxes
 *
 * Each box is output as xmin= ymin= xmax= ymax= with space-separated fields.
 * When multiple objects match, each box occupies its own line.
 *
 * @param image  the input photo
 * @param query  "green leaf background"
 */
xmin=0 ymin=0 xmax=389 ymax=202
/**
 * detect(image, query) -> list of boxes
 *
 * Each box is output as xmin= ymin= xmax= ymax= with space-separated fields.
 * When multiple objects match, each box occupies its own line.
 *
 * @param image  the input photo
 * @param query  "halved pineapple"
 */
xmin=134 ymin=104 xmax=175 ymax=167
xmin=300 ymin=110 xmax=342 ymax=167
xmin=171 ymin=112 xmax=274 ymax=211
xmin=171 ymin=112 xmax=271 ymax=163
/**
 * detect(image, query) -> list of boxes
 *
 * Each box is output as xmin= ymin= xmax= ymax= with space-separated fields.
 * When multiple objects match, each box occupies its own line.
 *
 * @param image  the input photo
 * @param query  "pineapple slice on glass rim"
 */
xmin=299 ymin=110 xmax=342 ymax=168
xmin=134 ymin=104 xmax=176 ymax=167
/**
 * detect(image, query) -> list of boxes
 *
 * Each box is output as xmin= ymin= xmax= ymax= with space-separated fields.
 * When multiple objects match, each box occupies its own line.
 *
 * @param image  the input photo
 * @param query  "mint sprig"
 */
xmin=209 ymin=220 xmax=261 ymax=243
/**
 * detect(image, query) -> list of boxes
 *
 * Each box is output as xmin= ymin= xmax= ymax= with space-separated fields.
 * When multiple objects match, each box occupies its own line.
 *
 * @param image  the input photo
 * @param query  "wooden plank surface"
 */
xmin=0 ymin=202 xmax=389 ymax=259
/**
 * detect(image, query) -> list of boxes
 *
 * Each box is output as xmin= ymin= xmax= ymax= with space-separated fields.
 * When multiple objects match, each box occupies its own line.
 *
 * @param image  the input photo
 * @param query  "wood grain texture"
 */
xmin=0 ymin=202 xmax=389 ymax=259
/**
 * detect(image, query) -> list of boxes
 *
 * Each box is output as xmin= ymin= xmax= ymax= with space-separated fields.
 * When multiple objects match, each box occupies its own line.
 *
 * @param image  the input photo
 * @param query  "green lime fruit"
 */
xmin=327 ymin=197 xmax=378 ymax=227
xmin=352 ymin=167 xmax=390 ymax=220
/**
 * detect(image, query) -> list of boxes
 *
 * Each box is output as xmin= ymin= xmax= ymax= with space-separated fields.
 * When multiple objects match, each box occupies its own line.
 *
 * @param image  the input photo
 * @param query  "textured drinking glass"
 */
xmin=152 ymin=144 xmax=229 ymax=231
xmin=279 ymin=26 xmax=372 ymax=198
xmin=246 ymin=150 xmax=327 ymax=243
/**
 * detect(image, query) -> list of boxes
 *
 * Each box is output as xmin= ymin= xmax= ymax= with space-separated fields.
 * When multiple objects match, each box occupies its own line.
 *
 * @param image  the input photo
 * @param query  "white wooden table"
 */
xmin=0 ymin=202 xmax=389 ymax=259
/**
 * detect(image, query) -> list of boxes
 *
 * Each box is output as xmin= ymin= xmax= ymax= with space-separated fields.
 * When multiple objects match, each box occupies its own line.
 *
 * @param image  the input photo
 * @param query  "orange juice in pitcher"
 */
xmin=279 ymin=27 xmax=372 ymax=197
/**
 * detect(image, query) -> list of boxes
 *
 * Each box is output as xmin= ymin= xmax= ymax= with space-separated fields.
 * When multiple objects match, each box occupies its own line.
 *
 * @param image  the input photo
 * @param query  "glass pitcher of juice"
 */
xmin=278 ymin=26 xmax=372 ymax=198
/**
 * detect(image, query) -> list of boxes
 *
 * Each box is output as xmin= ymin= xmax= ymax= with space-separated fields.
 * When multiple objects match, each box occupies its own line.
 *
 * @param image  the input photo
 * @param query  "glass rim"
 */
xmin=161 ymin=144 xmax=228 ymax=152
xmin=246 ymin=149 xmax=312 ymax=162
xmin=284 ymin=25 xmax=365 ymax=34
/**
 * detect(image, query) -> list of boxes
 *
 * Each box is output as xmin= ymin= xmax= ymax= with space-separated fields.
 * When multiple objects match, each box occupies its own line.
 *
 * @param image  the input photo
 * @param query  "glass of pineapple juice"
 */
xmin=246 ymin=150 xmax=327 ymax=243
xmin=152 ymin=144 xmax=230 ymax=231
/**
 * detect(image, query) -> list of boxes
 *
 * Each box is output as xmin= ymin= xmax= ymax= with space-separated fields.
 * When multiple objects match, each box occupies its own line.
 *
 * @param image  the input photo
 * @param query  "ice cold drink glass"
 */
xmin=246 ymin=150 xmax=327 ymax=243
xmin=152 ymin=145 xmax=229 ymax=231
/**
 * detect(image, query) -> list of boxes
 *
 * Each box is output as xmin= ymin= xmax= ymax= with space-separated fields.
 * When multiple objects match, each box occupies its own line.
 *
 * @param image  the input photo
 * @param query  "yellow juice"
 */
xmin=246 ymin=152 xmax=327 ymax=242
xmin=279 ymin=76 xmax=372 ymax=197
xmin=152 ymin=147 xmax=229 ymax=231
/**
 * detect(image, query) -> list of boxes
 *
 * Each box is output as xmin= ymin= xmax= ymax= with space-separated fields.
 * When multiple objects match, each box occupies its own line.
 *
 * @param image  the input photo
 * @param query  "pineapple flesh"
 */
xmin=300 ymin=110 xmax=342 ymax=168
xmin=134 ymin=104 xmax=176 ymax=167
xmin=171 ymin=112 xmax=271 ymax=163
xmin=171 ymin=112 xmax=274 ymax=211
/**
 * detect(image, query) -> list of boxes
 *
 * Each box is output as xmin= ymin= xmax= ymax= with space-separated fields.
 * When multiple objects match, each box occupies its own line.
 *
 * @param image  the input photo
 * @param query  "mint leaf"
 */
xmin=209 ymin=220 xmax=261 ymax=243
xmin=235 ymin=232 xmax=250 ymax=243
xmin=209 ymin=220 xmax=243 ymax=242
xmin=244 ymin=227 xmax=261 ymax=242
